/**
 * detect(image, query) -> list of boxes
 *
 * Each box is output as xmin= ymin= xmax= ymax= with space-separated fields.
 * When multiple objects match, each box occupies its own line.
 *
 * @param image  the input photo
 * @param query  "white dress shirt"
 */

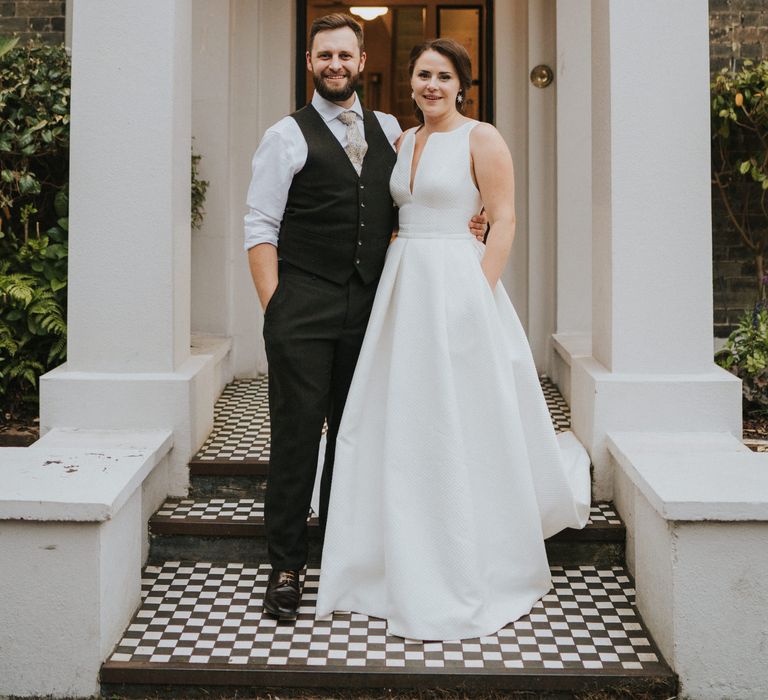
xmin=244 ymin=91 xmax=402 ymax=250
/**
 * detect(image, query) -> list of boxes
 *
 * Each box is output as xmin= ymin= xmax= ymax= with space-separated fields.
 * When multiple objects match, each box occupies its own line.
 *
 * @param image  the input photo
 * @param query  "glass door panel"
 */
xmin=438 ymin=7 xmax=482 ymax=121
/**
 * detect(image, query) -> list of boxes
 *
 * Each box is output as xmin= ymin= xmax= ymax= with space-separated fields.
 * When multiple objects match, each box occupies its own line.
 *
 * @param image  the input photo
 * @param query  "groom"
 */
xmin=245 ymin=13 xmax=484 ymax=619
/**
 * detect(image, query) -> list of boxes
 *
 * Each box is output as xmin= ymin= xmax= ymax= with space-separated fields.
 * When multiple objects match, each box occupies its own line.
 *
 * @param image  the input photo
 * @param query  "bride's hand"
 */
xmin=469 ymin=210 xmax=488 ymax=242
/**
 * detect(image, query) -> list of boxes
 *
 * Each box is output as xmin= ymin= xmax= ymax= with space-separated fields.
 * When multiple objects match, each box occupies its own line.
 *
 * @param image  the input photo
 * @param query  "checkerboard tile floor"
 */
xmin=194 ymin=375 xmax=572 ymax=463
xmin=541 ymin=376 xmax=571 ymax=432
xmin=106 ymin=563 xmax=663 ymax=672
xmin=152 ymin=501 xmax=619 ymax=529
xmin=194 ymin=378 xmax=271 ymax=462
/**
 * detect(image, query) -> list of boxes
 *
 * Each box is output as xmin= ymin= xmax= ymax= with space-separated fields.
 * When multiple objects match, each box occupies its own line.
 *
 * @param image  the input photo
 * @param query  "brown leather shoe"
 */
xmin=263 ymin=569 xmax=301 ymax=619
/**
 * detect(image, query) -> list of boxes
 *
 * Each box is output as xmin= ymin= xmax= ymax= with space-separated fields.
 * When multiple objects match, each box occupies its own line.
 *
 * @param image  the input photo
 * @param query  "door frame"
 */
xmin=295 ymin=0 xmax=494 ymax=124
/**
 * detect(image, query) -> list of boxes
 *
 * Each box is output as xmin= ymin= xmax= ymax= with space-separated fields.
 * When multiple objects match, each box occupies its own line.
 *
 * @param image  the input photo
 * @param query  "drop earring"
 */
xmin=411 ymin=92 xmax=415 ymax=100
xmin=457 ymin=92 xmax=464 ymax=104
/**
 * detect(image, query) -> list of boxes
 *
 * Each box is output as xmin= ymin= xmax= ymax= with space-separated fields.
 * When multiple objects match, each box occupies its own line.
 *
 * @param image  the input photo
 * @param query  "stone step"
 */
xmin=100 ymin=561 xmax=675 ymax=697
xmin=148 ymin=501 xmax=625 ymax=567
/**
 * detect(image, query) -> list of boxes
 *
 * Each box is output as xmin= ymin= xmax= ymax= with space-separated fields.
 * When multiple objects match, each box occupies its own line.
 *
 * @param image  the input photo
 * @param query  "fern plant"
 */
xmin=1 ymin=39 xmax=69 ymax=421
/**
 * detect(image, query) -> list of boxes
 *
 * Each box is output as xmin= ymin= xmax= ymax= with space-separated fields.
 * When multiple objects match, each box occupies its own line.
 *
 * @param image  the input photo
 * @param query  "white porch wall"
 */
xmin=554 ymin=0 xmax=591 ymax=335
xmin=191 ymin=0 xmax=232 ymax=338
xmin=526 ymin=0 xmax=557 ymax=372
xmin=569 ymin=0 xmax=742 ymax=499
xmin=492 ymin=2 xmax=527 ymax=323
xmin=228 ymin=0 xmax=294 ymax=377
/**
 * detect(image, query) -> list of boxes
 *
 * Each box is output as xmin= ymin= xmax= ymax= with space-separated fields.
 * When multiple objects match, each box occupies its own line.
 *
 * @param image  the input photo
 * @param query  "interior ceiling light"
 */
xmin=350 ymin=6 xmax=389 ymax=21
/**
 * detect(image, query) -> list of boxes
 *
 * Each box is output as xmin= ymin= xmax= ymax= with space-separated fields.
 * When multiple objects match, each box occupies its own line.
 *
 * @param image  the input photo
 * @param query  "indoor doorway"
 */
xmin=299 ymin=1 xmax=493 ymax=129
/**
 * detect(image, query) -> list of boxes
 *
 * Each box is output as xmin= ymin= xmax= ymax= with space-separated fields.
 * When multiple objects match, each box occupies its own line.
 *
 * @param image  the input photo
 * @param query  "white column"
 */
xmin=41 ymin=0 xmax=217 ymax=495
xmin=571 ymin=0 xmax=741 ymax=499
xmin=550 ymin=0 xmax=593 ymax=398
xmin=592 ymin=0 xmax=714 ymax=374
xmin=67 ymin=0 xmax=190 ymax=373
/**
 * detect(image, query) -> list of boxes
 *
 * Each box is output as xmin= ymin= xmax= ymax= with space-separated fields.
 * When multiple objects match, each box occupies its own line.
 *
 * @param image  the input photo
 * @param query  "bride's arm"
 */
xmin=469 ymin=124 xmax=516 ymax=288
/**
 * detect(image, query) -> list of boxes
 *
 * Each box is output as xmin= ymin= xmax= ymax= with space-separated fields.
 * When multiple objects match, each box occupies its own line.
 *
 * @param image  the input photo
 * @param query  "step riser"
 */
xmin=188 ymin=475 xmax=267 ymax=499
xmin=102 ymin=675 xmax=676 ymax=698
xmin=148 ymin=535 xmax=624 ymax=568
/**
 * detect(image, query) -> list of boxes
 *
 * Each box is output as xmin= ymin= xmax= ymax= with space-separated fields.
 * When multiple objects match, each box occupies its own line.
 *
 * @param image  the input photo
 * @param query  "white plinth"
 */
xmin=550 ymin=332 xmax=592 ymax=405
xmin=570 ymin=355 xmax=742 ymax=500
xmin=40 ymin=353 xmax=221 ymax=495
xmin=609 ymin=431 xmax=768 ymax=700
xmin=0 ymin=429 xmax=172 ymax=698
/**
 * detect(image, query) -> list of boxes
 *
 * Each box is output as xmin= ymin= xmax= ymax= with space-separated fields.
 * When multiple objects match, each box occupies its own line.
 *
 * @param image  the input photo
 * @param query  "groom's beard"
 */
xmin=313 ymin=70 xmax=361 ymax=103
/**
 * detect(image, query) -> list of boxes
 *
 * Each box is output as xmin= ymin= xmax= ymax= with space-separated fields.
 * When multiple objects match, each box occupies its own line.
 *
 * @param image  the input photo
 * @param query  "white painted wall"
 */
xmin=526 ymin=0 xmax=557 ymax=372
xmin=554 ymin=0 xmax=591 ymax=336
xmin=191 ymin=0 xmax=232 ymax=338
xmin=0 ymin=428 xmax=172 ymax=697
xmin=495 ymin=0 xmax=530 ymax=334
xmin=610 ymin=432 xmax=768 ymax=699
xmin=229 ymin=0 xmax=294 ymax=377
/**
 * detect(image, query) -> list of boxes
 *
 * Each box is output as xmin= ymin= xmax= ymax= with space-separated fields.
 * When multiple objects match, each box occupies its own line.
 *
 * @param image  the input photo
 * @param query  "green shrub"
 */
xmin=0 ymin=38 xmax=209 ymax=421
xmin=0 ymin=38 xmax=69 ymax=421
xmin=716 ymin=303 xmax=768 ymax=409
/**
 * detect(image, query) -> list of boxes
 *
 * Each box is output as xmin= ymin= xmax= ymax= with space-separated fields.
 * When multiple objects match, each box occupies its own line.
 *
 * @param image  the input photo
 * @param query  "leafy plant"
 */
xmin=0 ymin=39 xmax=69 ymax=421
xmin=1 ymin=38 xmax=209 ymax=421
xmin=711 ymin=60 xmax=768 ymax=300
xmin=191 ymin=145 xmax=209 ymax=230
xmin=716 ymin=302 xmax=768 ymax=408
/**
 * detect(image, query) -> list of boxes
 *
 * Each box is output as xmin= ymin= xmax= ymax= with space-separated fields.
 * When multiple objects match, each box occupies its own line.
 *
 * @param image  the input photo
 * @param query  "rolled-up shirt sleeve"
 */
xmin=244 ymin=127 xmax=302 ymax=250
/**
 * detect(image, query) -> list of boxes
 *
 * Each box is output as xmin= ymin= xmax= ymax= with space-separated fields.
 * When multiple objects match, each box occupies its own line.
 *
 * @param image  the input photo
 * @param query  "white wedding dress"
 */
xmin=315 ymin=120 xmax=591 ymax=641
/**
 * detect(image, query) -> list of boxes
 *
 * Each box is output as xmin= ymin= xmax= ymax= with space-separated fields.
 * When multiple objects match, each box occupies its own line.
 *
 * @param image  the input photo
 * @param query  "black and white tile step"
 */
xmin=101 ymin=562 xmax=674 ymax=694
xmin=151 ymin=500 xmax=619 ymax=534
xmin=148 ymin=501 xmax=625 ymax=568
xmin=191 ymin=375 xmax=573 ymax=470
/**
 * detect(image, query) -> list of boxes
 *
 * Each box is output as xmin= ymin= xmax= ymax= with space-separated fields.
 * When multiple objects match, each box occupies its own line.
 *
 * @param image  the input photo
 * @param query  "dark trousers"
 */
xmin=262 ymin=263 xmax=378 ymax=570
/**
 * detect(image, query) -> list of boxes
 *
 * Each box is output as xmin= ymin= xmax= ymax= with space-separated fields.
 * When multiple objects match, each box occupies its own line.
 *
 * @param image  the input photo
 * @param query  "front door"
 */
xmin=300 ymin=0 xmax=493 ymax=129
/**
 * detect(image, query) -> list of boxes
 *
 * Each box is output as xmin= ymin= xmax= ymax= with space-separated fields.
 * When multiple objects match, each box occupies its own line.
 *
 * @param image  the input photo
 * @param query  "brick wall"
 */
xmin=0 ymin=1 xmax=65 ymax=45
xmin=710 ymin=0 xmax=768 ymax=335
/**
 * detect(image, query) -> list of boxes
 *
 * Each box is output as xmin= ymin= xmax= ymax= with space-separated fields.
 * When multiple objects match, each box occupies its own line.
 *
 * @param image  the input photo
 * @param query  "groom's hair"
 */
xmin=309 ymin=13 xmax=365 ymax=52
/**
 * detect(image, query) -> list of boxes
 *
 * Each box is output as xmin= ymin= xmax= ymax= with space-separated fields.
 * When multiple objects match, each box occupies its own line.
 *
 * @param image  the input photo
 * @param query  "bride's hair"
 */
xmin=408 ymin=38 xmax=473 ymax=124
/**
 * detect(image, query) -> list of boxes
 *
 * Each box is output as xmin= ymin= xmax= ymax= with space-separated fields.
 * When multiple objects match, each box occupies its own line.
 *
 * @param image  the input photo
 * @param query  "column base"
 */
xmin=40 ymin=349 xmax=230 ymax=495
xmin=568 ymin=355 xmax=741 ymax=500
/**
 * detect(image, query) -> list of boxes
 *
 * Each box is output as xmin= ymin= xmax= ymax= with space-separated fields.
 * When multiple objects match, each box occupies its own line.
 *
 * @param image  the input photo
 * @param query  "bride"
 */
xmin=315 ymin=38 xmax=591 ymax=641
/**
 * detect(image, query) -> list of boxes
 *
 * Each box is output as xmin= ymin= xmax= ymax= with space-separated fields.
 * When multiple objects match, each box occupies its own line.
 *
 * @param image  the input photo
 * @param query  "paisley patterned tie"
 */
xmin=338 ymin=110 xmax=367 ymax=175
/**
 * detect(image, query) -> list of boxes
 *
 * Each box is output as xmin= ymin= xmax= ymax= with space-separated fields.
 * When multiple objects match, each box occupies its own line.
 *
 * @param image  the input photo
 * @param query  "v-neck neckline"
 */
xmin=408 ymin=121 xmax=473 ymax=196
xmin=408 ymin=129 xmax=432 ymax=197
